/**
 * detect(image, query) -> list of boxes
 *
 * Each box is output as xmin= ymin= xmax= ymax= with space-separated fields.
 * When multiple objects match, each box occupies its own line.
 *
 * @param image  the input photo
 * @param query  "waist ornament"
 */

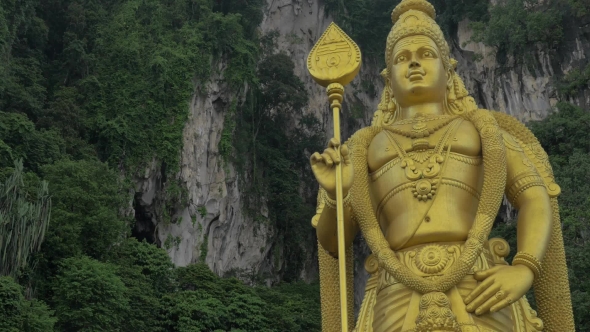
xmin=378 ymin=241 xmax=495 ymax=294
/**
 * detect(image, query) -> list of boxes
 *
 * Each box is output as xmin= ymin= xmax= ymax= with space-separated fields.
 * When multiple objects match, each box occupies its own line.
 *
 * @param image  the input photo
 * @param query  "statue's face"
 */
xmin=389 ymin=35 xmax=447 ymax=107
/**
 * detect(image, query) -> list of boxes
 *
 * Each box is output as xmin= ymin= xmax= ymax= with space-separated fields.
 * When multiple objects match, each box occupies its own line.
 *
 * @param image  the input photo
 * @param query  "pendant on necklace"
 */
xmin=412 ymin=179 xmax=438 ymax=201
xmin=412 ymin=138 xmax=430 ymax=151
xmin=411 ymin=122 xmax=429 ymax=138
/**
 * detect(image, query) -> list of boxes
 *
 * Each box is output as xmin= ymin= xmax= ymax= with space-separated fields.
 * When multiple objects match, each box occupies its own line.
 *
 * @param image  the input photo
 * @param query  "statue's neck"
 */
xmin=399 ymin=102 xmax=445 ymax=120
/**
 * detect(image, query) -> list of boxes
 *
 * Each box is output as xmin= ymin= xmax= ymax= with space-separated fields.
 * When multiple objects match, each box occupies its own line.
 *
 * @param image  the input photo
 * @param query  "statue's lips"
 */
xmin=407 ymin=70 xmax=425 ymax=82
xmin=408 ymin=73 xmax=424 ymax=82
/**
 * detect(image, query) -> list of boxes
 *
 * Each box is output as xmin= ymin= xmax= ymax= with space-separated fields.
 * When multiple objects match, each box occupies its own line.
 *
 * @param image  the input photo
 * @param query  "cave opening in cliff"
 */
xmin=132 ymin=192 xmax=156 ymax=244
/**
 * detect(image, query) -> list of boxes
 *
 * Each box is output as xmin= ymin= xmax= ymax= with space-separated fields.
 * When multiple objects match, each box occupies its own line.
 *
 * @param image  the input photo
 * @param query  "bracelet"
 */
xmin=512 ymin=252 xmax=542 ymax=279
xmin=321 ymin=189 xmax=351 ymax=210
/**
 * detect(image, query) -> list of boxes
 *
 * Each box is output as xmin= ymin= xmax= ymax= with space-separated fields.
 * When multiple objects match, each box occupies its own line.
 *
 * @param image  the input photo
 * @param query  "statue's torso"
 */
xmin=367 ymin=117 xmax=483 ymax=250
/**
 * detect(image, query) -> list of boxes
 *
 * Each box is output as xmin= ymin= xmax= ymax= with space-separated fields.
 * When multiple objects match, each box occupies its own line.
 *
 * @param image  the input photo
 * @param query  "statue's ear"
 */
xmin=447 ymin=73 xmax=456 ymax=103
xmin=446 ymin=58 xmax=459 ymax=102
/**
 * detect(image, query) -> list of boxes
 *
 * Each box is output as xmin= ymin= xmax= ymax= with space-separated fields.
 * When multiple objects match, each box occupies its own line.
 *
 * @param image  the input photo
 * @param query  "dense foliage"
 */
xmin=0 ymin=160 xmax=50 ymax=279
xmin=469 ymin=0 xmax=568 ymax=65
xmin=0 ymin=276 xmax=56 ymax=332
xmin=0 ymin=0 xmax=321 ymax=330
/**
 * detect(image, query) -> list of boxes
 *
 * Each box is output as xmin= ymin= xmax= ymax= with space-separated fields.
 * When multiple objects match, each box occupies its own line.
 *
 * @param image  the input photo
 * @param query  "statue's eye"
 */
xmin=423 ymin=50 xmax=433 ymax=58
xmin=396 ymin=55 xmax=406 ymax=63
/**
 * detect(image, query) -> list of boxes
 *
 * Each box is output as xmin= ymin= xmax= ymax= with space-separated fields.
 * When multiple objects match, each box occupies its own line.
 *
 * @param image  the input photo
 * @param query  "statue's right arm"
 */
xmin=316 ymin=197 xmax=358 ymax=257
xmin=310 ymin=137 xmax=358 ymax=257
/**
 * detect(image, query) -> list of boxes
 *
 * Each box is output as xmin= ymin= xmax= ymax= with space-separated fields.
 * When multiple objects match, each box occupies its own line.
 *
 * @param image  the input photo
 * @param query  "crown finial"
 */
xmin=391 ymin=0 xmax=436 ymax=24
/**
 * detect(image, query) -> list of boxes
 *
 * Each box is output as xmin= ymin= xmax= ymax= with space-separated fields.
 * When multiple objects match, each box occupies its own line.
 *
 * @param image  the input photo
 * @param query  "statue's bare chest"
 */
xmin=367 ymin=118 xmax=482 ymax=173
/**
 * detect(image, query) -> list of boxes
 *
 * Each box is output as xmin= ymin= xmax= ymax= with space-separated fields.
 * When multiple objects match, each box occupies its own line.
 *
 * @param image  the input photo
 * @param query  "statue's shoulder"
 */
xmin=483 ymin=109 xmax=562 ymax=197
xmin=465 ymin=109 xmax=537 ymax=145
xmin=486 ymin=110 xmax=539 ymax=145
xmin=345 ymin=125 xmax=382 ymax=149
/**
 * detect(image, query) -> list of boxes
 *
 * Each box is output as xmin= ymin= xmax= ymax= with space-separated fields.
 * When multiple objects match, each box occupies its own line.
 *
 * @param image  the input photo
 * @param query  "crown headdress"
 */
xmin=385 ymin=0 xmax=451 ymax=71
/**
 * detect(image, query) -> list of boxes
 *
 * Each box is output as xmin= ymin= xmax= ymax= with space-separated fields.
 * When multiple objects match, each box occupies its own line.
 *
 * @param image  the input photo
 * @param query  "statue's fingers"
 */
xmin=324 ymin=148 xmax=340 ymax=164
xmin=328 ymin=137 xmax=340 ymax=149
xmin=310 ymin=152 xmax=323 ymax=166
xmin=341 ymin=144 xmax=350 ymax=164
xmin=466 ymin=283 xmax=500 ymax=313
xmin=468 ymin=288 xmax=501 ymax=315
xmin=321 ymin=153 xmax=334 ymax=167
xmin=490 ymin=297 xmax=513 ymax=313
xmin=475 ymin=289 xmax=505 ymax=315
xmin=464 ymin=277 xmax=496 ymax=307
xmin=464 ymin=276 xmax=494 ymax=304
xmin=473 ymin=266 xmax=500 ymax=281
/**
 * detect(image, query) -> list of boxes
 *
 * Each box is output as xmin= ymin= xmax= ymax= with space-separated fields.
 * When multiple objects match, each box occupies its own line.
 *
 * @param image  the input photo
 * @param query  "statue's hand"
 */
xmin=310 ymin=138 xmax=354 ymax=199
xmin=464 ymin=265 xmax=534 ymax=315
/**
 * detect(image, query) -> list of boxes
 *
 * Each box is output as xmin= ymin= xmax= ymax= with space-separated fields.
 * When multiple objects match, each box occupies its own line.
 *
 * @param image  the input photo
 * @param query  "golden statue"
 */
xmin=308 ymin=1 xmax=575 ymax=331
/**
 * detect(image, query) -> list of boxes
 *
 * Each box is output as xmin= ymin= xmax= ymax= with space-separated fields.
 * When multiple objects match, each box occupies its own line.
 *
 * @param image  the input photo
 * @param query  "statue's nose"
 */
xmin=410 ymin=60 xmax=421 ymax=68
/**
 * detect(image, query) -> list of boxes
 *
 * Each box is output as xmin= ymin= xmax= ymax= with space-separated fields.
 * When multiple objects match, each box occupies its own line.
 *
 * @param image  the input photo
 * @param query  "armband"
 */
xmin=506 ymin=172 xmax=545 ymax=204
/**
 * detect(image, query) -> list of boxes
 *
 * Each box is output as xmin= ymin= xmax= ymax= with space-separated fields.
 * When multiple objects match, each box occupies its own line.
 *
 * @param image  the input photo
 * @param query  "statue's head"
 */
xmin=377 ymin=0 xmax=477 ymax=124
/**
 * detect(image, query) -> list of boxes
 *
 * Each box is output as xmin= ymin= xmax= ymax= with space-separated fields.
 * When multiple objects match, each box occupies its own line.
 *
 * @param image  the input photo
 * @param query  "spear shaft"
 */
xmin=327 ymin=83 xmax=348 ymax=332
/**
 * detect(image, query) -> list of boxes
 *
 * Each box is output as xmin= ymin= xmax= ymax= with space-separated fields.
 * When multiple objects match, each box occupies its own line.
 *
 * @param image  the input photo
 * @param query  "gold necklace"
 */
xmin=386 ymin=115 xmax=458 ymax=139
xmin=394 ymin=114 xmax=456 ymax=125
xmin=384 ymin=118 xmax=463 ymax=201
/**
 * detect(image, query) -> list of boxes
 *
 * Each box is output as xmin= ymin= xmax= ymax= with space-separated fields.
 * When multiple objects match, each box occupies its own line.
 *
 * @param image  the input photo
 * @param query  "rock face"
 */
xmin=133 ymin=0 xmax=589 ymax=308
xmin=134 ymin=67 xmax=275 ymax=280
xmin=454 ymin=19 xmax=590 ymax=121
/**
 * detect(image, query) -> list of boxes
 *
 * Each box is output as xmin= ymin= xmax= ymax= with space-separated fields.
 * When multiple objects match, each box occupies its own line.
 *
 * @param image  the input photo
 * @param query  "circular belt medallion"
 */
xmin=415 ymin=245 xmax=449 ymax=274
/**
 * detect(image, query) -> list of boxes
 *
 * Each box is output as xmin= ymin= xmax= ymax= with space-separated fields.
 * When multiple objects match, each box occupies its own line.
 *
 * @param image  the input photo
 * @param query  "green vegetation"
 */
xmin=324 ymin=0 xmax=488 ymax=60
xmin=0 ymin=0 xmax=322 ymax=330
xmin=199 ymin=237 xmax=209 ymax=263
xmin=0 ymin=276 xmax=56 ymax=332
xmin=219 ymin=100 xmax=237 ymax=170
xmin=470 ymin=0 xmax=566 ymax=65
xmin=0 ymin=160 xmax=50 ymax=279
xmin=556 ymin=63 xmax=590 ymax=98
xmin=52 ymin=256 xmax=129 ymax=331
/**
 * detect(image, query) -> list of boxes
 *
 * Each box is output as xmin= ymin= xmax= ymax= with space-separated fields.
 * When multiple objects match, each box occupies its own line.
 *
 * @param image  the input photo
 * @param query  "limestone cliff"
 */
xmin=134 ymin=0 xmax=590 ymax=303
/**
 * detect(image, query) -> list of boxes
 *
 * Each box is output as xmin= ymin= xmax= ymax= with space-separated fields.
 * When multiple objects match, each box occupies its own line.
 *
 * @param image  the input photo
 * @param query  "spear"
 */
xmin=307 ymin=22 xmax=362 ymax=332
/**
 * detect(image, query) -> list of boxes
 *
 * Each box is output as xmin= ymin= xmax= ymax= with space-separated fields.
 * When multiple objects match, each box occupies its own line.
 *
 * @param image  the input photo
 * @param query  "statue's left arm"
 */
xmin=465 ymin=130 xmax=552 ymax=315
xmin=503 ymin=130 xmax=552 ymax=264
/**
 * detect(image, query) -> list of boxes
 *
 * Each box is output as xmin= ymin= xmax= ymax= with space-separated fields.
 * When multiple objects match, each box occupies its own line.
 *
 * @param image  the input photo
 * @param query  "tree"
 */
xmin=39 ymin=159 xmax=130 ymax=263
xmin=107 ymin=238 xmax=175 ymax=332
xmin=0 ymin=160 xmax=50 ymax=278
xmin=159 ymin=290 xmax=229 ymax=332
xmin=52 ymin=256 xmax=129 ymax=331
xmin=0 ymin=276 xmax=56 ymax=332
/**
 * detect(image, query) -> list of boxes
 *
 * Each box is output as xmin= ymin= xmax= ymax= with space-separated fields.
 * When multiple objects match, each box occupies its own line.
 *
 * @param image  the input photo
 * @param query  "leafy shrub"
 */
xmin=52 ymin=256 xmax=129 ymax=331
xmin=0 ymin=276 xmax=56 ymax=332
